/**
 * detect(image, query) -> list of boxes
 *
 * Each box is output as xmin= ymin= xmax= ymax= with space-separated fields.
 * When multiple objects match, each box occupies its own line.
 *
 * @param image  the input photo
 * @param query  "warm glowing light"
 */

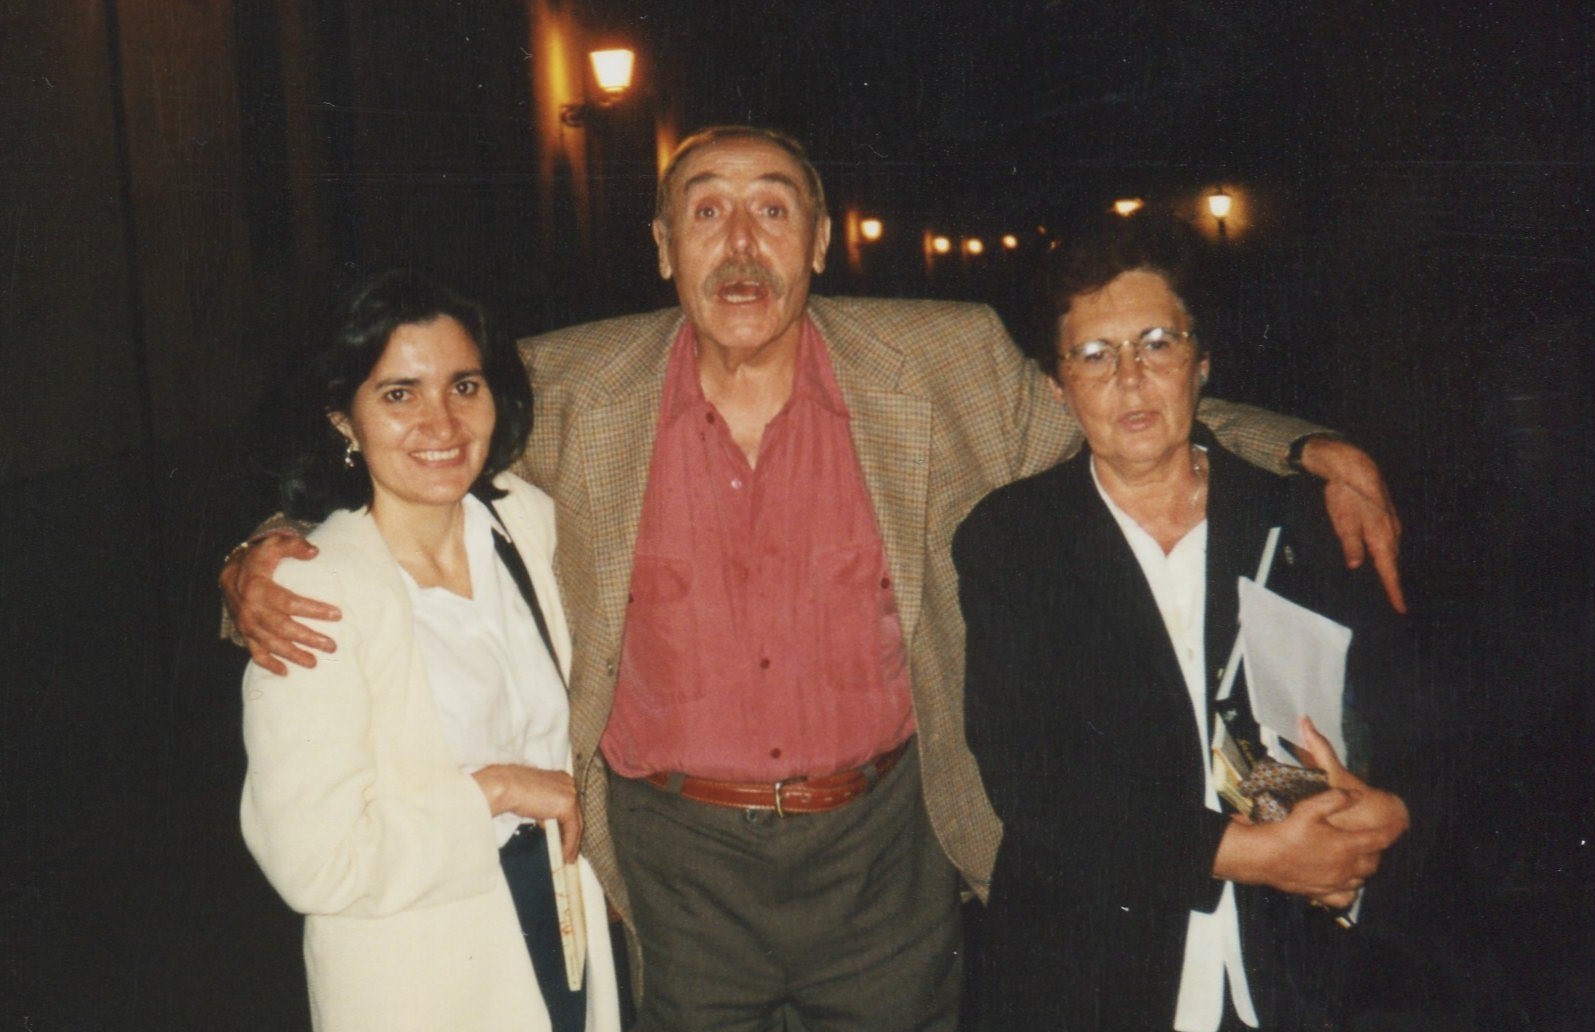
xmin=932 ymin=235 xmax=952 ymax=254
xmin=860 ymin=218 xmax=883 ymax=242
xmin=964 ymin=238 xmax=985 ymax=255
xmin=1112 ymin=198 xmax=1144 ymax=217
xmin=590 ymin=49 xmax=635 ymax=96
xmin=1206 ymin=188 xmax=1232 ymax=219
xmin=1001 ymin=234 xmax=1019 ymax=250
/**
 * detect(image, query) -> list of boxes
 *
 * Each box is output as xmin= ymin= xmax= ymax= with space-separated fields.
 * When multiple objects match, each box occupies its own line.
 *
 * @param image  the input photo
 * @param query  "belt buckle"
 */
xmin=771 ymin=775 xmax=807 ymax=818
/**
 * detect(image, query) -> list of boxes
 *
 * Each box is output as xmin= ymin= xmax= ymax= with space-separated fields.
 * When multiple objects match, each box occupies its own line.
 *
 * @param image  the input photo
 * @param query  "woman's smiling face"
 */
xmin=330 ymin=315 xmax=496 ymax=519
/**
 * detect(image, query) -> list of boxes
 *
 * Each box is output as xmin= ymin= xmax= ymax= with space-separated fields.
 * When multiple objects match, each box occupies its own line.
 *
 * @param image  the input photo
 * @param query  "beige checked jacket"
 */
xmin=516 ymin=295 xmax=1319 ymax=921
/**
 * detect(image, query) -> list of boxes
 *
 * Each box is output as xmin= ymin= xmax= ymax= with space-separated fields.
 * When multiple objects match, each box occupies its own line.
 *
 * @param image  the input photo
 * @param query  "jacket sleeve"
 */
xmin=239 ymin=557 xmax=501 ymax=918
xmin=1196 ymin=397 xmax=1326 ymax=475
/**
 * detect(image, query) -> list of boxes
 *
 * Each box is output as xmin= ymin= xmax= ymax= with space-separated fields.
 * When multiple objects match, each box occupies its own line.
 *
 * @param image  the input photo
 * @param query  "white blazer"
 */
xmin=240 ymin=474 xmax=619 ymax=1032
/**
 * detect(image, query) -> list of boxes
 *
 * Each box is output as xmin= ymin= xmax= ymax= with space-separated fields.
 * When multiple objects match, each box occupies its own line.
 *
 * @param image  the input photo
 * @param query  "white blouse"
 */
xmin=401 ymin=494 xmax=573 ymax=847
xmin=1092 ymin=458 xmax=1259 ymax=1032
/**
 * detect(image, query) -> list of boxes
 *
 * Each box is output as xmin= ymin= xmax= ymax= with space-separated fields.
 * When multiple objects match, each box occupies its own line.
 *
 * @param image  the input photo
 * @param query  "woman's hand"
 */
xmin=1296 ymin=717 xmax=1410 ymax=847
xmin=1215 ymin=717 xmax=1411 ymax=908
xmin=221 ymin=531 xmax=342 ymax=674
xmin=1214 ymin=790 xmax=1384 ymax=907
xmin=472 ymin=765 xmax=582 ymax=864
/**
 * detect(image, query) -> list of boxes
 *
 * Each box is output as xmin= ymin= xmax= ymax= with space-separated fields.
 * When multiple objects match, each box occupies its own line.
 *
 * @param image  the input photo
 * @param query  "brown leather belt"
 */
xmin=643 ymin=739 xmax=911 ymax=817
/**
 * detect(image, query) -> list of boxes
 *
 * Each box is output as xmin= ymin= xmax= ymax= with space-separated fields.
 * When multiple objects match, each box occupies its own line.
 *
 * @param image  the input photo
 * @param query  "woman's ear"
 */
xmin=327 ymin=411 xmax=355 ymax=445
xmin=1046 ymin=372 xmax=1068 ymax=409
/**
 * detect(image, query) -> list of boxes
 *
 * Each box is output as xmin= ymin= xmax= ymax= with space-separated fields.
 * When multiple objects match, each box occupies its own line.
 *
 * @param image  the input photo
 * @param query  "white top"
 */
xmin=1091 ymin=458 xmax=1259 ymax=1032
xmin=401 ymin=494 xmax=574 ymax=848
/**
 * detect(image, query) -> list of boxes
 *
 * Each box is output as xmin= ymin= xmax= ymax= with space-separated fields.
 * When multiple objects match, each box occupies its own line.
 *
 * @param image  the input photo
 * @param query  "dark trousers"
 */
xmin=609 ymin=745 xmax=963 ymax=1032
xmin=500 ymin=824 xmax=587 ymax=1032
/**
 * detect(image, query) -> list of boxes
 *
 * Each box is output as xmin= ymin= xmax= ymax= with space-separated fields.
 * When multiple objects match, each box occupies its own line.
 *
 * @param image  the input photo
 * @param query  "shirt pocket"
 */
xmin=619 ymin=554 xmax=703 ymax=703
xmin=814 ymin=542 xmax=893 ymax=695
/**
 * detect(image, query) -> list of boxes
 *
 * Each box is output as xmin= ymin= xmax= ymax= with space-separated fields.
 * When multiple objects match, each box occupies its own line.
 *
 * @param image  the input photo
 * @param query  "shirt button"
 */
xmin=759 ymin=657 xmax=771 ymax=669
xmin=769 ymin=747 xmax=782 ymax=759
xmin=880 ymin=576 xmax=891 ymax=589
xmin=730 ymin=478 xmax=743 ymax=490
xmin=706 ymin=412 xmax=715 ymax=424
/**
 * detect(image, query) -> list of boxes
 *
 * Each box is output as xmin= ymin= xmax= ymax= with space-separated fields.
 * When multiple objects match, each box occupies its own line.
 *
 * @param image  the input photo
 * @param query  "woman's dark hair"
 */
xmin=279 ymin=268 xmax=532 ymax=521
xmin=1027 ymin=215 xmax=1208 ymax=378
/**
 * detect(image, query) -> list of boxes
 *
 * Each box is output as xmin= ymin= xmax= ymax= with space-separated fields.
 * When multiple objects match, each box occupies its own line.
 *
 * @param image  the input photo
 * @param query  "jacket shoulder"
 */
xmin=518 ymin=308 xmax=681 ymax=382
xmin=812 ymin=295 xmax=1003 ymax=344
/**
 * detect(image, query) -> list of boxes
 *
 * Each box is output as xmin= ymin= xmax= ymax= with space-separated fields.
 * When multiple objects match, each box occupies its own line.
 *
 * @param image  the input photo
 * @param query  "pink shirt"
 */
xmin=600 ymin=317 xmax=915 ymax=781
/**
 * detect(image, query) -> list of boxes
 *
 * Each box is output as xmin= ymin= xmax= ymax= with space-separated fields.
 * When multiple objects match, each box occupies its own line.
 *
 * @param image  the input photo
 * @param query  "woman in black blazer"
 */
xmin=955 ymin=231 xmax=1410 ymax=1032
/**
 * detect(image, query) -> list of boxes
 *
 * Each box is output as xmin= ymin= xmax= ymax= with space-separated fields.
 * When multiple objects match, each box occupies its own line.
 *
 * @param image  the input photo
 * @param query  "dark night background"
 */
xmin=1 ymin=1 xmax=1589 ymax=1028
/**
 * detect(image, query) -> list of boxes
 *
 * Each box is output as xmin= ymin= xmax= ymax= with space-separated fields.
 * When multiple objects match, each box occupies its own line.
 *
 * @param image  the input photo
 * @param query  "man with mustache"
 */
xmin=225 ymin=126 xmax=1403 ymax=1031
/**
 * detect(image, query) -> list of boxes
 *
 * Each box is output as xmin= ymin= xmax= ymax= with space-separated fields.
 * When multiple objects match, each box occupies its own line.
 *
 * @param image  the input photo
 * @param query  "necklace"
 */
xmin=1188 ymin=444 xmax=1209 ymax=521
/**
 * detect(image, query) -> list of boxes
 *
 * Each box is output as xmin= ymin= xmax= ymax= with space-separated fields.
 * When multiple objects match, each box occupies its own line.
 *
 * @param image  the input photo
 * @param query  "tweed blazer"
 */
xmin=240 ymin=476 xmax=618 ymax=1032
xmin=516 ymin=295 xmax=1322 ymax=915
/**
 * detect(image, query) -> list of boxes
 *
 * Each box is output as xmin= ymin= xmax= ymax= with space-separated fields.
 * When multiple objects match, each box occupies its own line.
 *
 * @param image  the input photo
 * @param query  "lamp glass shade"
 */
xmin=1206 ymin=189 xmax=1233 ymax=219
xmin=860 ymin=218 xmax=883 ymax=242
xmin=590 ymin=49 xmax=635 ymax=95
xmin=1112 ymin=198 xmax=1144 ymax=217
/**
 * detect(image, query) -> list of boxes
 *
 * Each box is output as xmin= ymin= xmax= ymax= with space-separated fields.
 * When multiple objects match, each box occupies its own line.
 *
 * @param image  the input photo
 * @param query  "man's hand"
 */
xmin=1297 ymin=435 xmax=1406 ymax=613
xmin=220 ymin=531 xmax=342 ymax=675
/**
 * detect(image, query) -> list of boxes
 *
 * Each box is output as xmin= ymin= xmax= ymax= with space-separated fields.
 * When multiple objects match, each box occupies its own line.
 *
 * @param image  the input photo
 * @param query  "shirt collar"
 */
xmin=658 ymin=313 xmax=849 ymax=426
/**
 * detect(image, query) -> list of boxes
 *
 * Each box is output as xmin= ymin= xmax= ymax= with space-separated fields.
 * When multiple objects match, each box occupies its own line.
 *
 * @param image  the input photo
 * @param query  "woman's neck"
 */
xmin=1093 ymin=444 xmax=1209 ymax=555
xmin=370 ymin=498 xmax=474 ymax=597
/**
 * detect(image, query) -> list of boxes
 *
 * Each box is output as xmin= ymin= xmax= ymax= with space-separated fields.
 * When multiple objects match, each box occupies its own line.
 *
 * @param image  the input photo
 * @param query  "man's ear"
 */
xmin=811 ymin=215 xmax=832 ymax=274
xmin=652 ymin=219 xmax=674 ymax=281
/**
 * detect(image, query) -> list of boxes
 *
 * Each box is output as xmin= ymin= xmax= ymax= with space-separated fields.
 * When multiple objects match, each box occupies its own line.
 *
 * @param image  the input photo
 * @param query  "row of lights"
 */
xmin=926 ymin=233 xmax=1021 ymax=256
xmin=857 ymin=186 xmax=1236 ymax=260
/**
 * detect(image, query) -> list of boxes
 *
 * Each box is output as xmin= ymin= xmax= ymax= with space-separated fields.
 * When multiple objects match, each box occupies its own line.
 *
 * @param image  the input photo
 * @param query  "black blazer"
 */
xmin=954 ymin=430 xmax=1405 ymax=1031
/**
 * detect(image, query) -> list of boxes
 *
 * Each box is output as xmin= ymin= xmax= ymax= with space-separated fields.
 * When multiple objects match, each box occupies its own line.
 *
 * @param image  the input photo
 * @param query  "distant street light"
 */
xmin=860 ymin=218 xmax=883 ymax=242
xmin=1001 ymin=234 xmax=1019 ymax=250
xmin=1112 ymin=198 xmax=1144 ymax=217
xmin=931 ymin=235 xmax=952 ymax=254
xmin=1207 ymin=187 xmax=1232 ymax=241
xmin=964 ymin=238 xmax=984 ymax=256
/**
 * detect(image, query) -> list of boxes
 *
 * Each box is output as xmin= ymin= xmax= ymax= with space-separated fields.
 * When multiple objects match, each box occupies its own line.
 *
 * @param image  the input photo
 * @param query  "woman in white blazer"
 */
xmin=239 ymin=270 xmax=620 ymax=1032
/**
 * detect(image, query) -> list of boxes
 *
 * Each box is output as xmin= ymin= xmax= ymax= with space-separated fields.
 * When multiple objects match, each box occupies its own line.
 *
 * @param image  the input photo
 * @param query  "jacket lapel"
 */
xmin=1201 ymin=440 xmax=1287 ymax=705
xmin=1050 ymin=452 xmax=1193 ymax=710
xmin=573 ymin=312 xmax=679 ymax=655
xmin=810 ymin=297 xmax=933 ymax=643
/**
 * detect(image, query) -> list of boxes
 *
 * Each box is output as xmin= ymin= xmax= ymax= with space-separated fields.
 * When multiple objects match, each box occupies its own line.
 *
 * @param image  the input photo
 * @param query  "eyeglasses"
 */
xmin=1060 ymin=327 xmax=1196 ymax=382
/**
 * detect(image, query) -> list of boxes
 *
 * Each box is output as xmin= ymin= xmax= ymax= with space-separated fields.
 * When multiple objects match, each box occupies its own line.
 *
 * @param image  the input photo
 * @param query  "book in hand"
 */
xmin=1212 ymin=726 xmax=1330 ymax=823
xmin=1212 ymin=728 xmax=1355 ymax=928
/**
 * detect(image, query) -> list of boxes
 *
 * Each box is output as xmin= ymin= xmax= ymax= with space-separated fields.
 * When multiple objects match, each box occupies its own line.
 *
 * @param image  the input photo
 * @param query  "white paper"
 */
xmin=1236 ymin=576 xmax=1352 ymax=762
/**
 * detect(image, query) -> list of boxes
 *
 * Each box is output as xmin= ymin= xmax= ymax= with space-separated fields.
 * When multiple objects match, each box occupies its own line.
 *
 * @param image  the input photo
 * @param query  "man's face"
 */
xmin=653 ymin=137 xmax=831 ymax=359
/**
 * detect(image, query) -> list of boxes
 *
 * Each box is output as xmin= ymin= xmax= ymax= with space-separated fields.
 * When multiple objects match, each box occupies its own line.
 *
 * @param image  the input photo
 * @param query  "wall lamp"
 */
xmin=561 ymin=48 xmax=636 ymax=127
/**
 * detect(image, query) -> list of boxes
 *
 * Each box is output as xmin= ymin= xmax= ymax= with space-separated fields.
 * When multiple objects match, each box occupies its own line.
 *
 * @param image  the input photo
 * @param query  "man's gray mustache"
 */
xmin=706 ymin=262 xmax=785 ymax=296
